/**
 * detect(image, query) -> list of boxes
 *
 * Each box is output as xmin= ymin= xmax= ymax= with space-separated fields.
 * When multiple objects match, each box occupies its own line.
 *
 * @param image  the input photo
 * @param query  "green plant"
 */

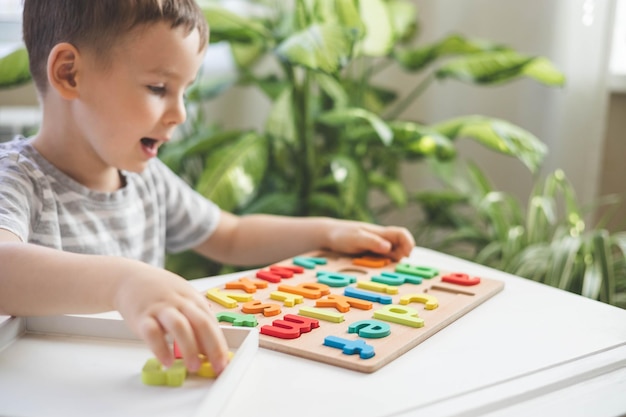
xmin=0 ymin=1 xmax=566 ymax=279
xmin=159 ymin=0 xmax=564 ymax=277
xmin=0 ymin=46 xmax=30 ymax=89
xmin=414 ymin=162 xmax=626 ymax=308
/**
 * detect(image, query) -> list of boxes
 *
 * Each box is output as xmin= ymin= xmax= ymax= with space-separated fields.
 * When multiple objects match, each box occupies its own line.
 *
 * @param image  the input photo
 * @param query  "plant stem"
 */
xmin=384 ymin=73 xmax=436 ymax=120
xmin=287 ymin=65 xmax=314 ymax=215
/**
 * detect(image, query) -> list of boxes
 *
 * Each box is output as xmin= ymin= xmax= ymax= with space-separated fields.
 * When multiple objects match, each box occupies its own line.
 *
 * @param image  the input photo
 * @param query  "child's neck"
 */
xmin=32 ymin=131 xmax=124 ymax=193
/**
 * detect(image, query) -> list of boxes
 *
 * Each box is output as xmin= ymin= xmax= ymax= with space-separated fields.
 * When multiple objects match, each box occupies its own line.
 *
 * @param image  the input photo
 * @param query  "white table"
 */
xmin=189 ymin=247 xmax=626 ymax=417
xmin=2 ymin=247 xmax=625 ymax=416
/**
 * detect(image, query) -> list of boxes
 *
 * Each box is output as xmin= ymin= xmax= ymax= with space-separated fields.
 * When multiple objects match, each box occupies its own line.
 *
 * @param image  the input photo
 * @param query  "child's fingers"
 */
xmin=136 ymin=315 xmax=173 ymax=368
xmin=362 ymin=232 xmax=393 ymax=254
xmin=182 ymin=302 xmax=230 ymax=375
xmin=158 ymin=307 xmax=201 ymax=372
xmin=362 ymin=225 xmax=414 ymax=260
xmin=386 ymin=227 xmax=416 ymax=260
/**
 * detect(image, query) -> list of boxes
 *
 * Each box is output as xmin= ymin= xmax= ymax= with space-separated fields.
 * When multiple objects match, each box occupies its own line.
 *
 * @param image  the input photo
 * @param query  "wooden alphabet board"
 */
xmin=204 ymin=251 xmax=504 ymax=373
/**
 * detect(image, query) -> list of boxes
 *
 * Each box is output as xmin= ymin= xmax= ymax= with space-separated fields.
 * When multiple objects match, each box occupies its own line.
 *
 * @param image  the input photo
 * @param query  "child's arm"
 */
xmin=0 ymin=230 xmax=229 ymax=374
xmin=195 ymin=212 xmax=415 ymax=266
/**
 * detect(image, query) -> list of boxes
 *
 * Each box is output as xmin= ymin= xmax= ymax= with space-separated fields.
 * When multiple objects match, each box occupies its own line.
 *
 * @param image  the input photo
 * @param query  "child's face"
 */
xmin=74 ymin=22 xmax=205 ymax=174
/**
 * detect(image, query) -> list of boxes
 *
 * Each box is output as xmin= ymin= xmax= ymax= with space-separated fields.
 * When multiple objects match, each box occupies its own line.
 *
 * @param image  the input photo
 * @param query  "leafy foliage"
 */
xmin=0 ymin=47 xmax=31 ymax=88
xmin=10 ymin=1 xmax=611 ymax=301
xmin=158 ymin=0 xmax=565 ymax=278
xmin=413 ymin=163 xmax=626 ymax=308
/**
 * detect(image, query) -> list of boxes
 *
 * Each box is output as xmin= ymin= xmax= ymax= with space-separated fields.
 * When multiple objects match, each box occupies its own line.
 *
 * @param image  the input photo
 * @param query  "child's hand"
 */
xmin=323 ymin=220 xmax=415 ymax=261
xmin=113 ymin=265 xmax=229 ymax=374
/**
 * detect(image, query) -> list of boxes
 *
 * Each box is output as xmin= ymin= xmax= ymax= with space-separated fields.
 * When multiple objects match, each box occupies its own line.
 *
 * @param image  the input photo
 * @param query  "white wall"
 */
xmin=390 ymin=0 xmax=616 ymax=216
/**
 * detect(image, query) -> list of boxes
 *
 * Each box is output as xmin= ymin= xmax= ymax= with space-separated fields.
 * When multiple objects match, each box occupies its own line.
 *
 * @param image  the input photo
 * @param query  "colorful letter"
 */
xmin=270 ymin=290 xmax=304 ymax=307
xmin=323 ymin=336 xmax=375 ymax=359
xmin=278 ymin=282 xmax=331 ymax=299
xmin=344 ymin=287 xmax=393 ymax=304
xmin=315 ymin=294 xmax=373 ymax=312
xmin=441 ymin=272 xmax=481 ymax=286
xmin=261 ymin=314 xmax=320 ymax=339
xmin=293 ymin=256 xmax=327 ymax=269
xmin=399 ymin=293 xmax=439 ymax=310
xmin=316 ymin=271 xmax=357 ymax=287
xmin=224 ymin=277 xmax=268 ymax=293
xmin=348 ymin=320 xmax=391 ymax=339
xmin=298 ymin=306 xmax=344 ymax=323
xmin=356 ymin=280 xmax=398 ymax=294
xmin=395 ymin=263 xmax=438 ymax=279
xmin=373 ymin=305 xmax=424 ymax=328
xmin=215 ymin=311 xmax=258 ymax=327
xmin=372 ymin=271 xmax=423 ymax=286
xmin=241 ymin=300 xmax=281 ymax=317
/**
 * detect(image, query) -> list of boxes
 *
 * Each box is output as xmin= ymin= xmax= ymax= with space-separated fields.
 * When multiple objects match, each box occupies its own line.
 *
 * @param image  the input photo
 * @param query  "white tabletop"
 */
xmin=187 ymin=247 xmax=626 ymax=417
xmin=1 ymin=247 xmax=624 ymax=417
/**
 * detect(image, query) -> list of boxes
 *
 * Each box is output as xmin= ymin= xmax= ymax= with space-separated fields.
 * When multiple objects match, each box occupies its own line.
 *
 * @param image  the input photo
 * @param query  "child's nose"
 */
xmin=166 ymin=95 xmax=187 ymax=125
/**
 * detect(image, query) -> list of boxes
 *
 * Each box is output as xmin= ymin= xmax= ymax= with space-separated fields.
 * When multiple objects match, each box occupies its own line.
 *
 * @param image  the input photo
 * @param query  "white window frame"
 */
xmin=610 ymin=0 xmax=626 ymax=92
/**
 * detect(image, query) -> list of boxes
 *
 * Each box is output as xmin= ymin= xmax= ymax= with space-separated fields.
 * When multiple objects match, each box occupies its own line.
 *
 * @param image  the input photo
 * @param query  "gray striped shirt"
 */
xmin=0 ymin=137 xmax=220 ymax=267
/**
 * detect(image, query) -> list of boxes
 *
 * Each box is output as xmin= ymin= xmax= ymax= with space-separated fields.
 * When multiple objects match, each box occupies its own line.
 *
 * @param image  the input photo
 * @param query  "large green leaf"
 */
xmin=266 ymin=88 xmax=297 ymax=145
xmin=276 ymin=23 xmax=356 ymax=73
xmin=342 ymin=79 xmax=397 ymax=114
xmin=545 ymin=234 xmax=582 ymax=288
xmin=395 ymin=34 xmax=507 ymax=72
xmin=201 ymin=4 xmax=272 ymax=44
xmin=390 ymin=121 xmax=456 ymax=160
xmin=240 ymin=192 xmax=299 ymax=216
xmin=0 ymin=47 xmax=31 ymax=89
xmin=436 ymin=50 xmax=566 ymax=86
xmin=357 ymin=0 xmax=395 ymax=57
xmin=315 ymin=0 xmax=365 ymax=36
xmin=326 ymin=155 xmax=369 ymax=216
xmin=526 ymin=195 xmax=557 ymax=245
xmin=186 ymin=75 xmax=236 ymax=102
xmin=159 ymin=126 xmax=227 ymax=172
xmin=318 ymin=107 xmax=393 ymax=145
xmin=195 ymin=132 xmax=268 ymax=211
xmin=308 ymin=192 xmax=344 ymax=217
xmin=368 ymin=171 xmax=407 ymax=207
xmin=341 ymin=121 xmax=455 ymax=161
xmin=542 ymin=170 xmax=584 ymax=235
xmin=387 ymin=0 xmax=418 ymax=43
xmin=592 ymin=230 xmax=615 ymax=304
xmin=230 ymin=40 xmax=267 ymax=68
xmin=242 ymin=74 xmax=288 ymax=101
xmin=432 ymin=116 xmax=547 ymax=173
xmin=316 ymin=73 xmax=349 ymax=109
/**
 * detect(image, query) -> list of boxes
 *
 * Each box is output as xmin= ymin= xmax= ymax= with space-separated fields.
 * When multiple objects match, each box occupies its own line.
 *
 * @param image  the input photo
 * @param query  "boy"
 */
xmin=0 ymin=0 xmax=415 ymax=376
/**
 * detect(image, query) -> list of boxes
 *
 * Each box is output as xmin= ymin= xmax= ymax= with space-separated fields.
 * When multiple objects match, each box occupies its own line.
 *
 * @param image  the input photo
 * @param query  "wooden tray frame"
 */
xmin=206 ymin=251 xmax=504 ymax=373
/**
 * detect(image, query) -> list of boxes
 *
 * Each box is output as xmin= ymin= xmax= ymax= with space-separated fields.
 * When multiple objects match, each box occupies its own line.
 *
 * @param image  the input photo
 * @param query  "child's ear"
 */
xmin=47 ymin=42 xmax=81 ymax=100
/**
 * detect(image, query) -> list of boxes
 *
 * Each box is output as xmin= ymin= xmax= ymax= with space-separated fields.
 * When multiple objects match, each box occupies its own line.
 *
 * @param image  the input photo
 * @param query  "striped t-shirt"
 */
xmin=0 ymin=137 xmax=220 ymax=267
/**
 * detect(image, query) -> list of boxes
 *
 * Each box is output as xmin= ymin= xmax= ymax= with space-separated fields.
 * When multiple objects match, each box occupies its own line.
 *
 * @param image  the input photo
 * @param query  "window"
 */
xmin=0 ymin=0 xmax=22 ymax=44
xmin=610 ymin=0 xmax=626 ymax=91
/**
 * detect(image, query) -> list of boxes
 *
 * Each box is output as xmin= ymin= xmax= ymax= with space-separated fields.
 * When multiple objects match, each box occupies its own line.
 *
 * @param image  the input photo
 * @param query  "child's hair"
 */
xmin=23 ymin=0 xmax=209 ymax=94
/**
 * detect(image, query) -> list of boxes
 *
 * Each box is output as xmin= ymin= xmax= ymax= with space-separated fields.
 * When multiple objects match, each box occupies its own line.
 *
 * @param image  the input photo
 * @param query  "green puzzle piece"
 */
xmin=395 ymin=263 xmax=438 ymax=278
xmin=216 ymin=311 xmax=258 ymax=327
xmin=141 ymin=358 xmax=187 ymax=387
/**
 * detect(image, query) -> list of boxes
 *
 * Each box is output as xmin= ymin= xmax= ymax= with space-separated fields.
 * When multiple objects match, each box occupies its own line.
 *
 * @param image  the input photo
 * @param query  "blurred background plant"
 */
xmin=413 ymin=161 xmax=626 ymax=308
xmin=1 ymin=0 xmax=623 ymax=307
xmin=159 ymin=0 xmax=564 ymax=278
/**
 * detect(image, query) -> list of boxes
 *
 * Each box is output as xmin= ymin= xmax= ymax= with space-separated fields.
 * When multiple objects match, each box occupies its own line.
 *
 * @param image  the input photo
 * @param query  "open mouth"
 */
xmin=140 ymin=137 xmax=158 ymax=150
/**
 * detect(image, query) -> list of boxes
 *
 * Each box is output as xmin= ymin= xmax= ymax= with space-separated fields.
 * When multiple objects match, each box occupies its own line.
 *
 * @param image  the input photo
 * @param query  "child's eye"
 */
xmin=147 ymin=85 xmax=166 ymax=95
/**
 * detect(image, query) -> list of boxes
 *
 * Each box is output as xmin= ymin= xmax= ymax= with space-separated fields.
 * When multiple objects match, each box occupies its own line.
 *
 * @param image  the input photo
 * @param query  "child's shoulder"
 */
xmin=0 ymin=137 xmax=44 ymax=198
xmin=0 ymin=136 xmax=37 ymax=170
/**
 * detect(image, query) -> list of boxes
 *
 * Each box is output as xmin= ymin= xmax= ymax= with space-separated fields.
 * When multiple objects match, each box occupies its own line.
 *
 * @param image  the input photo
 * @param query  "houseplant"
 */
xmin=412 ymin=161 xmax=626 ymax=308
xmin=0 ymin=1 xmax=576 ymax=283
xmin=159 ymin=0 xmax=565 ymax=277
